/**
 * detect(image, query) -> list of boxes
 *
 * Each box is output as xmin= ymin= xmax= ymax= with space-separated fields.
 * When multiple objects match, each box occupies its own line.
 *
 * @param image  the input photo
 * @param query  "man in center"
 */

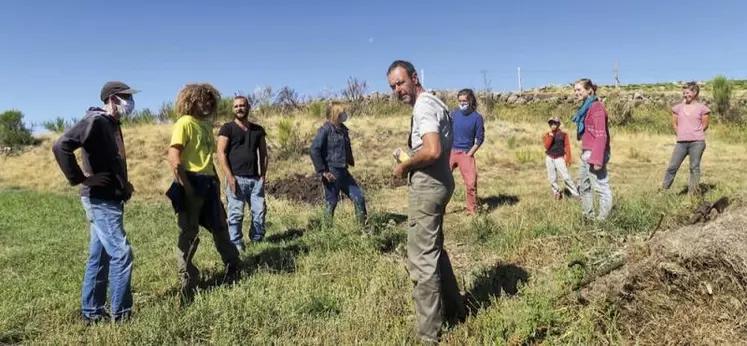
xmin=388 ymin=60 xmax=467 ymax=343
xmin=217 ymin=95 xmax=268 ymax=250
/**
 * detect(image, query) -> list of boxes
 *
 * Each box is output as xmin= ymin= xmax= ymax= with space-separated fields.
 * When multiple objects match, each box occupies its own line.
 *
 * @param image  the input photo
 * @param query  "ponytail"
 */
xmin=575 ymin=78 xmax=598 ymax=96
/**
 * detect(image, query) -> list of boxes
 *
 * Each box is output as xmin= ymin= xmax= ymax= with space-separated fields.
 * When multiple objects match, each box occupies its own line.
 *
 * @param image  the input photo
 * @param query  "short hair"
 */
xmin=457 ymin=88 xmax=478 ymax=110
xmin=575 ymin=78 xmax=598 ymax=95
xmin=387 ymin=60 xmax=417 ymax=77
xmin=175 ymin=83 xmax=221 ymax=116
xmin=233 ymin=95 xmax=250 ymax=107
xmin=683 ymin=81 xmax=700 ymax=96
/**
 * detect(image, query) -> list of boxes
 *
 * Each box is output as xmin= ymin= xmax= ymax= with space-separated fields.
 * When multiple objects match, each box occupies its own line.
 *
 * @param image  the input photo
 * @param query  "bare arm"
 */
xmin=167 ymin=145 xmax=193 ymax=195
xmin=402 ymin=133 xmax=442 ymax=173
xmin=702 ymin=112 xmax=710 ymax=132
xmin=259 ymin=136 xmax=268 ymax=178
xmin=216 ymin=136 xmax=232 ymax=178
xmin=671 ymin=112 xmax=678 ymax=135
xmin=467 ymin=144 xmax=480 ymax=156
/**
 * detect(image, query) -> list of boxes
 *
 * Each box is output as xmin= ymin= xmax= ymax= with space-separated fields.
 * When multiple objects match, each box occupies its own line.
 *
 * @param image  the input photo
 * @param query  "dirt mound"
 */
xmin=266 ymin=171 xmax=406 ymax=205
xmin=581 ymin=207 xmax=747 ymax=344
xmin=266 ymin=174 xmax=324 ymax=205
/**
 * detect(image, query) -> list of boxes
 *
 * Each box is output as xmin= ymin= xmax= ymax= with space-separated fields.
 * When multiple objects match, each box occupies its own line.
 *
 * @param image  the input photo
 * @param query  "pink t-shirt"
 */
xmin=673 ymin=102 xmax=710 ymax=141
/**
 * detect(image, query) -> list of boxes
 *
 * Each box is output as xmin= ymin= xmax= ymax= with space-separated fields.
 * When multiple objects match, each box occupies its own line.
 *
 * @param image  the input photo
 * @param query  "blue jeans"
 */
xmin=323 ymin=167 xmax=367 ymax=225
xmin=226 ymin=176 xmax=266 ymax=246
xmin=80 ymin=197 xmax=134 ymax=320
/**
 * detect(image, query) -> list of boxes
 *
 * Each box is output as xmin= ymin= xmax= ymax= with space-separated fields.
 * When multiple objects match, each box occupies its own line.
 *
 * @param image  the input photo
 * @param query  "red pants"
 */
xmin=449 ymin=151 xmax=477 ymax=213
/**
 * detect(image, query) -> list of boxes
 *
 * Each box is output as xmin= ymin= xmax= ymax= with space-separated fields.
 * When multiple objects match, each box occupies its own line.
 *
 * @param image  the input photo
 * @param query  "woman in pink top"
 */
xmin=572 ymin=78 xmax=613 ymax=221
xmin=661 ymin=82 xmax=711 ymax=195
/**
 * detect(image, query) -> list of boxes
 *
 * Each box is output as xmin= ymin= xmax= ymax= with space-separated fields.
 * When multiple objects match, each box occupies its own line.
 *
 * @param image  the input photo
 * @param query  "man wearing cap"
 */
xmin=543 ymin=116 xmax=579 ymax=200
xmin=387 ymin=60 xmax=466 ymax=343
xmin=52 ymin=81 xmax=138 ymax=324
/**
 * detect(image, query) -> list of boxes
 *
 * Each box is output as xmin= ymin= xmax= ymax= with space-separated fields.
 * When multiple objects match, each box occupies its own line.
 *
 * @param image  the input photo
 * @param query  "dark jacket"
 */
xmin=309 ymin=122 xmax=354 ymax=174
xmin=52 ymin=108 xmax=131 ymax=201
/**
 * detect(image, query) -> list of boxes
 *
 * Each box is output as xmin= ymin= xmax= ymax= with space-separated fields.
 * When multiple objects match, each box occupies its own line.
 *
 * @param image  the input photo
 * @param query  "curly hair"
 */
xmin=175 ymin=83 xmax=222 ymax=116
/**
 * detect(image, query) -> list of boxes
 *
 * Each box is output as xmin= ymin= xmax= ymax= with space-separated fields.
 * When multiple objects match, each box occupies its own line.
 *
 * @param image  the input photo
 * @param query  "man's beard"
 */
xmin=235 ymin=112 xmax=247 ymax=120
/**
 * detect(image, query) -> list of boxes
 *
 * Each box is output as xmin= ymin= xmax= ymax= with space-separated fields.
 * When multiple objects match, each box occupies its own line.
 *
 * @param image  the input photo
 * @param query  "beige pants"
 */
xmin=407 ymin=171 xmax=466 ymax=341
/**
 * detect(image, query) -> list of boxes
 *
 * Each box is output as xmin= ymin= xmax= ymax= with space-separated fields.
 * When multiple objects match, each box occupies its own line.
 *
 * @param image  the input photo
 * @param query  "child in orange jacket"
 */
xmin=543 ymin=117 xmax=580 ymax=200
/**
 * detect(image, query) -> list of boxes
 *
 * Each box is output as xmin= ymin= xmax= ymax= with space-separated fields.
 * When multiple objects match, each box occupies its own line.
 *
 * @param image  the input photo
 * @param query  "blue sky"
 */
xmin=1 ymin=0 xmax=746 ymax=128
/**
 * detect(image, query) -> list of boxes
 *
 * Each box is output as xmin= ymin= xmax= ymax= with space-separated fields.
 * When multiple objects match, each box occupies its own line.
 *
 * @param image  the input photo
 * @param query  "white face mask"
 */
xmin=339 ymin=112 xmax=349 ymax=123
xmin=115 ymin=96 xmax=135 ymax=116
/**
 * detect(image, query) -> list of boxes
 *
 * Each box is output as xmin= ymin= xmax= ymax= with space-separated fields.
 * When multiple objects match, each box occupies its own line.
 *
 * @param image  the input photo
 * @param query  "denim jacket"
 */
xmin=310 ymin=122 xmax=354 ymax=174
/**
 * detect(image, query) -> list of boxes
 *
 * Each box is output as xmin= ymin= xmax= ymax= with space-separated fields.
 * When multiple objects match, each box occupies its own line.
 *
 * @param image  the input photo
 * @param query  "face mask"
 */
xmin=458 ymin=104 xmax=469 ymax=112
xmin=116 ymin=96 xmax=135 ymax=115
xmin=339 ymin=112 xmax=349 ymax=123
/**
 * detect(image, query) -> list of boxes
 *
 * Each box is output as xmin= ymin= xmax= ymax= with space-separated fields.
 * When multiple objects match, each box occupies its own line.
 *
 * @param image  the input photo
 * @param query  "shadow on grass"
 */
xmin=465 ymin=262 xmax=530 ymax=314
xmin=478 ymin=195 xmax=520 ymax=213
xmin=266 ymin=228 xmax=306 ymax=243
xmin=158 ymin=243 xmax=310 ymax=306
xmin=677 ymin=182 xmax=716 ymax=196
xmin=371 ymin=230 xmax=406 ymax=254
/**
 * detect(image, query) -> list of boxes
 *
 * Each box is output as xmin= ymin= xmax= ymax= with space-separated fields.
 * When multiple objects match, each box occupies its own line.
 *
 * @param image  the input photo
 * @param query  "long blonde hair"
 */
xmin=175 ymin=83 xmax=221 ymax=117
xmin=326 ymin=102 xmax=346 ymax=125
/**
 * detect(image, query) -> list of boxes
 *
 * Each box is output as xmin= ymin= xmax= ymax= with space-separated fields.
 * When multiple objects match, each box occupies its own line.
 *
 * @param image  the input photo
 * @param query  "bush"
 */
xmin=275 ymin=86 xmax=301 ymax=116
xmin=0 ymin=110 xmax=35 ymax=149
xmin=342 ymin=77 xmax=368 ymax=116
xmin=307 ymin=100 xmax=326 ymax=118
xmin=605 ymin=98 xmax=634 ymax=126
xmin=122 ymin=108 xmax=164 ymax=126
xmin=42 ymin=117 xmax=76 ymax=133
xmin=712 ymin=76 xmax=736 ymax=121
xmin=159 ymin=102 xmax=179 ymax=122
xmin=253 ymin=85 xmax=275 ymax=117
xmin=274 ymin=118 xmax=309 ymax=160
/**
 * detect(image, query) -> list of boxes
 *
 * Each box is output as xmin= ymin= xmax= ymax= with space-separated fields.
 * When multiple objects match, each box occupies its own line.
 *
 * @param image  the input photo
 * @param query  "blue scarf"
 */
xmin=572 ymin=95 xmax=597 ymax=140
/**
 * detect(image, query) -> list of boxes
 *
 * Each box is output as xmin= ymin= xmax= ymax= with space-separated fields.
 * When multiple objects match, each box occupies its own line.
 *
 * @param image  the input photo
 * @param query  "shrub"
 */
xmin=307 ymin=100 xmax=326 ymax=118
xmin=274 ymin=118 xmax=309 ymax=160
xmin=122 ymin=108 xmax=161 ymax=126
xmin=275 ymin=86 xmax=301 ymax=116
xmin=0 ymin=110 xmax=35 ymax=149
xmin=712 ymin=76 xmax=735 ymax=121
xmin=159 ymin=102 xmax=179 ymax=122
xmin=342 ymin=77 xmax=368 ymax=116
xmin=253 ymin=85 xmax=275 ymax=117
xmin=515 ymin=148 xmax=543 ymax=164
xmin=42 ymin=117 xmax=76 ymax=133
xmin=605 ymin=98 xmax=634 ymax=126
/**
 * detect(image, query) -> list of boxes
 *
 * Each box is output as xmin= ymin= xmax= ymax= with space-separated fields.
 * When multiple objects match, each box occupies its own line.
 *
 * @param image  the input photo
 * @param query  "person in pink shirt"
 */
xmin=661 ymin=82 xmax=711 ymax=195
xmin=572 ymin=78 xmax=613 ymax=221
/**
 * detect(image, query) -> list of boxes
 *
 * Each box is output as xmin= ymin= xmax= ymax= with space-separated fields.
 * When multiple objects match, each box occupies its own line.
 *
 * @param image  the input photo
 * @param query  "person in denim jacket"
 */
xmin=309 ymin=103 xmax=367 ymax=227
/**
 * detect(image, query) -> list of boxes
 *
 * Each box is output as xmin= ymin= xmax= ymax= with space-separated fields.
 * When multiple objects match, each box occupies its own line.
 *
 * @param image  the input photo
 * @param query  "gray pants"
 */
xmin=662 ymin=140 xmax=706 ymax=194
xmin=579 ymin=150 xmax=613 ymax=220
xmin=407 ymin=171 xmax=466 ymax=341
xmin=545 ymin=156 xmax=579 ymax=196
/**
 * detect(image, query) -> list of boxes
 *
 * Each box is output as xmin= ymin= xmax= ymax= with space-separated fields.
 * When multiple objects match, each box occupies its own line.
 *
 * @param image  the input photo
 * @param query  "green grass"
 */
xmin=2 ymin=112 xmax=747 ymax=344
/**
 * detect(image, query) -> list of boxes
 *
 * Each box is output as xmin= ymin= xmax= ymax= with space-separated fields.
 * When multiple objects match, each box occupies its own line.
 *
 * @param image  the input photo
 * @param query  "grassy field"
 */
xmin=1 ymin=109 xmax=747 ymax=344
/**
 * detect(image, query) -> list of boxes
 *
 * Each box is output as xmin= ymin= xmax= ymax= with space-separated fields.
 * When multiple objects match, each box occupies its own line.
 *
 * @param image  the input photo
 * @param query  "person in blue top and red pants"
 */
xmin=449 ymin=88 xmax=485 ymax=215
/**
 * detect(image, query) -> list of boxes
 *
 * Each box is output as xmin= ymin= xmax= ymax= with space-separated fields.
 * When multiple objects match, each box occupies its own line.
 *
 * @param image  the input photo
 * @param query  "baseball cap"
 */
xmin=547 ymin=116 xmax=561 ymax=124
xmin=100 ymin=81 xmax=139 ymax=102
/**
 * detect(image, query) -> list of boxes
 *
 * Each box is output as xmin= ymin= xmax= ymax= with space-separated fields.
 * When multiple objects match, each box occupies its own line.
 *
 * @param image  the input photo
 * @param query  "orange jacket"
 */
xmin=543 ymin=130 xmax=572 ymax=166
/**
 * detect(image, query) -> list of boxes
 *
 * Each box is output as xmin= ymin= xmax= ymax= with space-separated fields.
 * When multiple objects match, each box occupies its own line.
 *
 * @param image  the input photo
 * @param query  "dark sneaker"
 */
xmin=82 ymin=314 xmax=110 ymax=326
